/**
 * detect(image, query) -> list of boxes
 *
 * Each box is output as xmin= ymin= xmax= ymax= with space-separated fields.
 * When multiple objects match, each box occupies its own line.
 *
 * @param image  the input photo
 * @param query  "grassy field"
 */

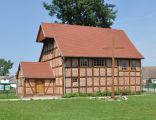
xmin=0 ymin=90 xmax=18 ymax=99
xmin=0 ymin=95 xmax=156 ymax=120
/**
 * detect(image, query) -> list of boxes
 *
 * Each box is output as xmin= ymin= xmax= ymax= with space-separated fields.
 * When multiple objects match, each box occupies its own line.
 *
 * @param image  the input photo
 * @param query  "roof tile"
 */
xmin=20 ymin=62 xmax=54 ymax=79
xmin=37 ymin=23 xmax=143 ymax=59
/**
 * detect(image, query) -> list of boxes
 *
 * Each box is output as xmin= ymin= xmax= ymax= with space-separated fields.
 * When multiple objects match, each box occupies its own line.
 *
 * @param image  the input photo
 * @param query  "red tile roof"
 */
xmin=37 ymin=23 xmax=143 ymax=59
xmin=20 ymin=62 xmax=54 ymax=79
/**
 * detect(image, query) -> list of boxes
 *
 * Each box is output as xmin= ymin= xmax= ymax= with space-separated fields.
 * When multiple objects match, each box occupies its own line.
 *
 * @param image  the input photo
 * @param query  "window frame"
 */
xmin=131 ymin=60 xmax=138 ymax=71
xmin=80 ymin=58 xmax=88 ymax=67
xmin=119 ymin=60 xmax=129 ymax=71
xmin=93 ymin=58 xmax=105 ymax=67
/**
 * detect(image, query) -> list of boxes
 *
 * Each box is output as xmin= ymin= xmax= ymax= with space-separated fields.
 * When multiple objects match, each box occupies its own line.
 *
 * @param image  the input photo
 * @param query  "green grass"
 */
xmin=0 ymin=90 xmax=18 ymax=99
xmin=0 ymin=95 xmax=156 ymax=120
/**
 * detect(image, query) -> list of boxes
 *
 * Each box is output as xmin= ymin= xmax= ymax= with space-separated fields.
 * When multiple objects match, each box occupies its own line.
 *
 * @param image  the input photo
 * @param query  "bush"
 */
xmin=115 ymin=90 xmax=121 ymax=95
xmin=63 ymin=93 xmax=79 ymax=98
xmin=136 ymin=91 xmax=141 ymax=95
xmin=63 ymin=90 xmax=141 ymax=98
xmin=79 ymin=92 xmax=88 ymax=97
xmin=63 ymin=91 xmax=114 ymax=98
xmin=106 ymin=91 xmax=112 ymax=96
xmin=119 ymin=88 xmax=131 ymax=95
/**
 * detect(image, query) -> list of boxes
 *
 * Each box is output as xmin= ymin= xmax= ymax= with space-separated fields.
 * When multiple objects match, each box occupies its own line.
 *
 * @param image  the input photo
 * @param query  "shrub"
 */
xmin=95 ymin=91 xmax=103 ymax=96
xmin=136 ymin=91 xmax=141 ymax=95
xmin=79 ymin=92 xmax=88 ymax=97
xmin=63 ymin=93 xmax=79 ymax=98
xmin=115 ymin=90 xmax=121 ymax=95
xmin=119 ymin=88 xmax=131 ymax=95
xmin=63 ymin=89 xmax=141 ymax=98
xmin=106 ymin=91 xmax=112 ymax=96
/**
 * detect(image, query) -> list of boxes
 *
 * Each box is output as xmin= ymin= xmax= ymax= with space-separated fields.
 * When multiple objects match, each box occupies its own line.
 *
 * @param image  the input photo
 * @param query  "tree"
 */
xmin=0 ymin=59 xmax=13 ymax=76
xmin=43 ymin=0 xmax=117 ymax=28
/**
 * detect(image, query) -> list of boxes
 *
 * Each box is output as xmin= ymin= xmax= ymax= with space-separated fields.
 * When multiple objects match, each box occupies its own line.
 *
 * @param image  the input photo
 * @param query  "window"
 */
xmin=43 ymin=42 xmax=53 ymax=53
xmin=119 ymin=60 xmax=128 ymax=70
xmin=131 ymin=60 xmax=138 ymax=71
xmin=106 ymin=59 xmax=112 ymax=67
xmin=72 ymin=78 xmax=78 ymax=82
xmin=93 ymin=59 xmax=105 ymax=67
xmin=80 ymin=59 xmax=88 ymax=67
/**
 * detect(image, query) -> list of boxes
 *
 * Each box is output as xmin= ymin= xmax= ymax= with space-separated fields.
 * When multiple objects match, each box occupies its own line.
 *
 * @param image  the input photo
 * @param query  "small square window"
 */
xmin=80 ymin=59 xmax=88 ymax=67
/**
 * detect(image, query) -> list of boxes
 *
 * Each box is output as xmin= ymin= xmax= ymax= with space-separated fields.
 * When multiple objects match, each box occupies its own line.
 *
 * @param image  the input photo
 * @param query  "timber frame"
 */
xmin=64 ymin=57 xmax=141 ymax=94
xmin=17 ymin=23 xmax=143 ymax=97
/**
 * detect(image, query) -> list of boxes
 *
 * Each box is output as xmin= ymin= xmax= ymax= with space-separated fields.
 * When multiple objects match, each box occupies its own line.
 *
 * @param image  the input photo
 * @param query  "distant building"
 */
xmin=142 ymin=67 xmax=156 ymax=84
xmin=0 ymin=76 xmax=17 ymax=89
xmin=17 ymin=23 xmax=143 ymax=97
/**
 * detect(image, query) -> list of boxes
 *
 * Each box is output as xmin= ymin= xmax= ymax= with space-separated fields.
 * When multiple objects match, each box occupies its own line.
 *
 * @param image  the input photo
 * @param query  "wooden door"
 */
xmin=36 ymin=80 xmax=44 ymax=95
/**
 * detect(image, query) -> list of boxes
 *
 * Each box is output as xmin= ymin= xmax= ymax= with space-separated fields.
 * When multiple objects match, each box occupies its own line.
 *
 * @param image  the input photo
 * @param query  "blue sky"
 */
xmin=0 ymin=0 xmax=156 ymax=75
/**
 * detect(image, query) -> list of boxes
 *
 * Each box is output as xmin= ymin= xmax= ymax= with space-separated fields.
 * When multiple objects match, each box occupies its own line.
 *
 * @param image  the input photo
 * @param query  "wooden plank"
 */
xmin=52 ymin=65 xmax=63 ymax=69
xmin=139 ymin=59 xmax=142 ymax=91
xmin=92 ymin=59 xmax=94 ymax=92
xmin=43 ymin=80 xmax=45 ymax=95
xmin=117 ymin=59 xmax=119 ymax=92
xmin=85 ymin=59 xmax=88 ymax=93
xmin=66 ymin=84 xmax=140 ymax=88
xmin=135 ymin=69 xmax=136 ymax=92
xmin=78 ymin=58 xmax=80 ymax=93
xmin=24 ymin=79 xmax=26 ymax=97
xmin=123 ymin=71 xmax=125 ymax=90
xmin=28 ymin=80 xmax=35 ymax=95
xmin=62 ymin=58 xmax=65 ymax=95
xmin=45 ymin=80 xmax=53 ymax=94
xmin=105 ymin=59 xmax=107 ymax=92
xmin=71 ymin=58 xmax=73 ymax=93
xmin=99 ymin=67 xmax=101 ymax=91
xmin=42 ymin=54 xmax=61 ymax=62
xmin=129 ymin=60 xmax=131 ymax=92
xmin=64 ymin=75 xmax=140 ymax=78
xmin=53 ymin=80 xmax=55 ymax=94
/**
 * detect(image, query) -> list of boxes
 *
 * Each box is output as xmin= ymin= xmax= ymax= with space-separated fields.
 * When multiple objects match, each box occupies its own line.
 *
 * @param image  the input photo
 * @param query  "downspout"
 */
xmin=63 ymin=57 xmax=66 ymax=95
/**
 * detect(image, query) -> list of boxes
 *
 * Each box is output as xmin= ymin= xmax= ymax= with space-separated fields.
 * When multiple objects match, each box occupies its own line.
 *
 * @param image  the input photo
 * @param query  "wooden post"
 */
xmin=111 ymin=38 xmax=115 ymax=99
xmin=103 ymin=36 xmax=124 ymax=99
xmin=63 ymin=58 xmax=66 ymax=95
xmin=71 ymin=58 xmax=73 ymax=93
xmin=78 ymin=58 xmax=80 ymax=93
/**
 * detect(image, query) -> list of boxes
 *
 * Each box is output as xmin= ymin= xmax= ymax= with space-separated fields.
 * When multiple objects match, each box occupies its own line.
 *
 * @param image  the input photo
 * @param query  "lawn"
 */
xmin=0 ymin=90 xmax=18 ymax=99
xmin=0 ymin=95 xmax=156 ymax=120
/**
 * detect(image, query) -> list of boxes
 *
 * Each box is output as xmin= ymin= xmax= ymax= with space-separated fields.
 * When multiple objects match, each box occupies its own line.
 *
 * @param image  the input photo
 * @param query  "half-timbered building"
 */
xmin=16 ymin=23 xmax=144 ymax=97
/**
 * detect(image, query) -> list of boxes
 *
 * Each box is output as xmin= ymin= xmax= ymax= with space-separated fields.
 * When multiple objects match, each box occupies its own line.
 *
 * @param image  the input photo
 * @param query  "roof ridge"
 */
xmin=21 ymin=61 xmax=48 ymax=64
xmin=41 ymin=22 xmax=123 ymax=31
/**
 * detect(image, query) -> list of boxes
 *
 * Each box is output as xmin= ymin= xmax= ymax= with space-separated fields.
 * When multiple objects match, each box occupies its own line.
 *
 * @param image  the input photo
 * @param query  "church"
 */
xmin=16 ymin=23 xmax=143 ymax=97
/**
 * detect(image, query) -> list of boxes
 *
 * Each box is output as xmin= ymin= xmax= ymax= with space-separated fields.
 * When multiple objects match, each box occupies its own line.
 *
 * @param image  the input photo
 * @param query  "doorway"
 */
xmin=36 ymin=80 xmax=44 ymax=95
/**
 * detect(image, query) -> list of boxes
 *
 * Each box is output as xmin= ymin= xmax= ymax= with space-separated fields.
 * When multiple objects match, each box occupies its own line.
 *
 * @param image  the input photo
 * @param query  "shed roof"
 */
xmin=142 ymin=67 xmax=156 ymax=79
xmin=37 ymin=23 xmax=143 ymax=59
xmin=19 ymin=62 xmax=54 ymax=79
